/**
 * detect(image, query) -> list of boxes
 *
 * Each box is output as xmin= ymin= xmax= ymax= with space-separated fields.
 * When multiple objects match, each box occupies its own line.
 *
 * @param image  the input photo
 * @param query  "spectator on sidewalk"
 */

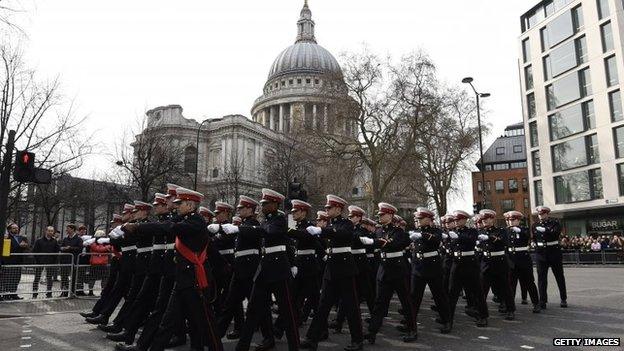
xmin=1 ymin=223 xmax=29 ymax=301
xmin=75 ymin=225 xmax=91 ymax=296
xmin=59 ymin=224 xmax=82 ymax=297
xmin=87 ymin=230 xmax=111 ymax=297
xmin=590 ymin=240 xmax=601 ymax=252
xmin=32 ymin=226 xmax=61 ymax=299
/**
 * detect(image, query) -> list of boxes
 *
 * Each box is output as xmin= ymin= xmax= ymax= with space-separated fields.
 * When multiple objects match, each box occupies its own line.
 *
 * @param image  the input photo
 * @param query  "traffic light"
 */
xmin=14 ymin=150 xmax=35 ymax=182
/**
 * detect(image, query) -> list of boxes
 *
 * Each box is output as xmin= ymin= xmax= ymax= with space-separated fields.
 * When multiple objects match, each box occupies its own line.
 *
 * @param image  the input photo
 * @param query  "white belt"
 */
xmin=537 ymin=241 xmax=559 ymax=247
xmin=165 ymin=243 xmax=175 ymax=250
xmin=326 ymin=247 xmax=351 ymax=254
xmin=453 ymin=250 xmax=475 ymax=257
xmin=417 ymin=251 xmax=439 ymax=259
xmin=374 ymin=249 xmax=381 ymax=253
xmin=366 ymin=254 xmax=375 ymax=258
xmin=508 ymin=246 xmax=529 ymax=252
xmin=381 ymin=251 xmax=404 ymax=259
xmin=121 ymin=245 xmax=137 ymax=252
xmin=351 ymin=249 xmax=367 ymax=255
xmin=219 ymin=249 xmax=235 ymax=255
xmin=264 ymin=245 xmax=287 ymax=254
xmin=235 ymin=249 xmax=259 ymax=258
xmin=152 ymin=244 xmax=166 ymax=250
xmin=296 ymin=249 xmax=316 ymax=256
xmin=137 ymin=246 xmax=153 ymax=253
xmin=485 ymin=250 xmax=505 ymax=257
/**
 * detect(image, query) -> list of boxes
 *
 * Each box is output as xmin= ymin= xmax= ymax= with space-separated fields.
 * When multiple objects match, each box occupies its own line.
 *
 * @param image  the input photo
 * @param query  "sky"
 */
xmin=9 ymin=0 xmax=538 ymax=210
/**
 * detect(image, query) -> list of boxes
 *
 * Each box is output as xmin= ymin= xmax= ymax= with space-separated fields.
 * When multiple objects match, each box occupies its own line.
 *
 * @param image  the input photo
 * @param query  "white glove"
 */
xmin=207 ymin=224 xmax=220 ymax=234
xmin=535 ymin=226 xmax=546 ymax=233
xmin=306 ymin=226 xmax=322 ymax=236
xmin=81 ymin=235 xmax=93 ymax=241
xmin=109 ymin=226 xmax=124 ymax=239
xmin=222 ymin=223 xmax=239 ymax=235
xmin=442 ymin=233 xmax=448 ymax=239
xmin=478 ymin=234 xmax=489 ymax=241
xmin=291 ymin=266 xmax=298 ymax=277
xmin=512 ymin=226 xmax=521 ymax=233
xmin=83 ymin=238 xmax=96 ymax=246
xmin=448 ymin=231 xmax=458 ymax=239
xmin=409 ymin=231 xmax=422 ymax=241
xmin=108 ymin=231 xmax=121 ymax=239
xmin=97 ymin=238 xmax=110 ymax=244
xmin=360 ymin=237 xmax=374 ymax=245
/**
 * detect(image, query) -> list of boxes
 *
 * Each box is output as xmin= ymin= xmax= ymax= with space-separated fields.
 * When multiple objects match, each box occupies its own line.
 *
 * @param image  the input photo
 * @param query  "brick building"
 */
xmin=472 ymin=123 xmax=531 ymax=226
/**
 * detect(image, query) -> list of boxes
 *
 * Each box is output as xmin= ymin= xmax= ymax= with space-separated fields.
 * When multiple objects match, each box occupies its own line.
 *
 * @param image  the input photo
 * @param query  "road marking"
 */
xmin=22 ymin=329 xmax=32 ymax=333
xmin=20 ymin=345 xmax=31 ymax=348
xmin=21 ymin=337 xmax=31 ymax=340
xmin=477 ymin=336 xmax=489 ymax=340
xmin=520 ymin=346 xmax=534 ymax=349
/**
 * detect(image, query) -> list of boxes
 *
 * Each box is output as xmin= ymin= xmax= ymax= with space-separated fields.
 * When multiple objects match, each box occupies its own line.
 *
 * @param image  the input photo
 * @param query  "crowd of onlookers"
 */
xmin=559 ymin=234 xmax=624 ymax=252
xmin=1 ymin=223 xmax=112 ymax=301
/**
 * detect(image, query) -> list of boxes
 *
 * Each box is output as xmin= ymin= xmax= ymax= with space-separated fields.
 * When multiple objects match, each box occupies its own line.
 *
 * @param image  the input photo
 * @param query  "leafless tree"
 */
xmin=216 ymin=151 xmax=246 ymax=203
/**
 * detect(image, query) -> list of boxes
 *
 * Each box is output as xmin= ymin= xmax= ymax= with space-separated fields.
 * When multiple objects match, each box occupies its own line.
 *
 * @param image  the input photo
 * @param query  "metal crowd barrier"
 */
xmin=530 ymin=250 xmax=624 ymax=265
xmin=0 ymin=253 xmax=75 ymax=302
xmin=73 ymin=252 xmax=113 ymax=299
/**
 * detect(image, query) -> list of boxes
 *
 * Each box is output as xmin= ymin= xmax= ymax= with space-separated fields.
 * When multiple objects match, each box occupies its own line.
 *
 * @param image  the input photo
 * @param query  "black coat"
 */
xmin=504 ymin=225 xmax=533 ymax=269
xmin=170 ymin=211 xmax=211 ymax=291
xmin=478 ymin=226 xmax=509 ymax=273
xmin=410 ymin=226 xmax=443 ymax=278
xmin=32 ymin=236 xmax=60 ymax=264
xmin=532 ymin=218 xmax=562 ymax=254
xmin=232 ymin=216 xmax=262 ymax=279
xmin=288 ymin=219 xmax=323 ymax=277
xmin=60 ymin=234 xmax=83 ymax=264
xmin=374 ymin=223 xmax=410 ymax=281
xmin=320 ymin=216 xmax=357 ymax=280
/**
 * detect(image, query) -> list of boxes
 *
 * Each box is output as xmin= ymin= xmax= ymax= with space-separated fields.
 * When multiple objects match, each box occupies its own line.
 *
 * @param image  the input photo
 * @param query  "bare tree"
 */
xmin=216 ymin=151 xmax=246 ymax=203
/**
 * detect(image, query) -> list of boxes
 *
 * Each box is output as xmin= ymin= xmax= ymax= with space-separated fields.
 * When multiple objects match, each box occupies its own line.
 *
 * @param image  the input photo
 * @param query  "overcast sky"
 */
xmin=11 ymin=0 xmax=538 ymax=210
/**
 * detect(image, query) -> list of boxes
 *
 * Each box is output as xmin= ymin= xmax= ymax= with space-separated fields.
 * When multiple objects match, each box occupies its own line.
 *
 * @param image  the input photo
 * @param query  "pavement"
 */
xmin=0 ymin=266 xmax=622 ymax=351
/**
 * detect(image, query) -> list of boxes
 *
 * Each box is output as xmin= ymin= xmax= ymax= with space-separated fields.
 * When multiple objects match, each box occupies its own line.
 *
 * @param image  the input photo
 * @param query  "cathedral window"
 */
xmin=289 ymin=79 xmax=293 ymax=85
xmin=281 ymin=81 xmax=285 ymax=87
xmin=315 ymin=79 xmax=319 ymax=84
xmin=297 ymin=78 xmax=302 ymax=84
xmin=184 ymin=146 xmax=197 ymax=173
xmin=306 ymin=78 xmax=311 ymax=84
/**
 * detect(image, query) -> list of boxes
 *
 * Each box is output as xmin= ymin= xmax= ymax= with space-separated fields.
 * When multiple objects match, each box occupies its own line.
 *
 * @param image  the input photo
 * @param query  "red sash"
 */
xmin=175 ymin=237 xmax=209 ymax=289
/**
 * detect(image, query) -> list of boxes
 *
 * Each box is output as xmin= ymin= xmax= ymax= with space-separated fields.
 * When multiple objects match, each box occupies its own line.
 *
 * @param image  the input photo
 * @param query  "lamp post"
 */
xmin=462 ymin=77 xmax=490 ymax=211
xmin=194 ymin=119 xmax=211 ymax=190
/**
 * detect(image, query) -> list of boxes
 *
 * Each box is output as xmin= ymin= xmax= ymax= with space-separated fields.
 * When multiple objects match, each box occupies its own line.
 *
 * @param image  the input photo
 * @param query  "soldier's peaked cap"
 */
xmin=237 ymin=195 xmax=259 ymax=208
xmin=325 ymin=195 xmax=347 ymax=209
xmin=504 ymin=210 xmax=524 ymax=220
xmin=453 ymin=210 xmax=471 ymax=220
xmin=198 ymin=206 xmax=215 ymax=218
xmin=291 ymin=199 xmax=312 ymax=212
xmin=173 ymin=187 xmax=204 ymax=203
xmin=348 ymin=205 xmax=366 ymax=217
xmin=166 ymin=183 xmax=181 ymax=197
xmin=122 ymin=204 xmax=135 ymax=214
xmin=414 ymin=207 xmax=435 ymax=219
xmin=535 ymin=206 xmax=551 ymax=215
xmin=133 ymin=201 xmax=153 ymax=212
xmin=479 ymin=209 xmax=497 ymax=219
xmin=153 ymin=193 xmax=167 ymax=205
xmin=260 ymin=188 xmax=285 ymax=203
xmin=377 ymin=202 xmax=397 ymax=215
xmin=214 ymin=201 xmax=234 ymax=213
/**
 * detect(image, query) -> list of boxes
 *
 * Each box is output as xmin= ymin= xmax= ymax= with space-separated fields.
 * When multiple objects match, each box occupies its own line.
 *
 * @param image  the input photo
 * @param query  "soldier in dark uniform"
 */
xmin=503 ymin=211 xmax=540 ymax=313
xmin=406 ymin=208 xmax=452 ymax=334
xmin=532 ymin=206 xmax=567 ymax=309
xmin=125 ymin=187 xmax=223 ymax=351
xmin=447 ymin=210 xmax=489 ymax=327
xmin=108 ymin=195 xmax=170 ymax=346
xmin=332 ymin=205 xmax=374 ymax=334
xmin=224 ymin=188 xmax=299 ymax=351
xmin=301 ymin=195 xmax=363 ymax=351
xmin=359 ymin=202 xmax=416 ymax=344
xmin=477 ymin=209 xmax=515 ymax=321
xmin=86 ymin=204 xmax=137 ymax=327
xmin=440 ymin=215 xmax=455 ymax=295
xmin=216 ymin=195 xmax=274 ymax=350
xmin=360 ymin=217 xmax=379 ymax=305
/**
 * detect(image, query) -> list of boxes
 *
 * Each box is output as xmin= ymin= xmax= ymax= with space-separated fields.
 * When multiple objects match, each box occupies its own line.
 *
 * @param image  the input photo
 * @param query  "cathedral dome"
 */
xmin=268 ymin=42 xmax=341 ymax=80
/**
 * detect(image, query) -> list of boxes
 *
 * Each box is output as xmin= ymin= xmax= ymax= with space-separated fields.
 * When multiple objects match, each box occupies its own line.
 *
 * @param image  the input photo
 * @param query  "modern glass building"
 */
xmin=520 ymin=0 xmax=624 ymax=236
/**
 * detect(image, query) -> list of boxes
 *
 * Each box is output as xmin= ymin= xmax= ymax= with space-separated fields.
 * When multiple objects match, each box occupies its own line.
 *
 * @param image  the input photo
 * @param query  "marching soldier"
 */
xmin=223 ymin=188 xmax=300 ymax=351
xmin=332 ymin=205 xmax=375 ymax=334
xmin=503 ymin=211 xmax=540 ymax=313
xmin=407 ymin=208 xmax=452 ymax=334
xmin=447 ymin=210 xmax=488 ymax=327
xmin=360 ymin=217 xmax=379 ymax=305
xmin=361 ymin=202 xmax=417 ymax=344
xmin=477 ymin=209 xmax=515 ymax=321
xmin=532 ymin=206 xmax=567 ymax=309
xmin=440 ymin=214 xmax=455 ymax=295
xmin=301 ymin=195 xmax=363 ymax=351
xmin=125 ymin=187 xmax=223 ymax=351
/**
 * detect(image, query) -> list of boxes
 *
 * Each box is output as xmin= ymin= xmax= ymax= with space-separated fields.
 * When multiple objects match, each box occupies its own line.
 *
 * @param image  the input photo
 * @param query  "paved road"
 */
xmin=0 ymin=267 xmax=622 ymax=351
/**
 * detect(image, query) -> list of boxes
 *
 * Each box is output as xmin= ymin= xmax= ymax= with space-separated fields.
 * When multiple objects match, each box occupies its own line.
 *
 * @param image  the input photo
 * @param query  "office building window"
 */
xmin=601 ymin=21 xmax=614 ymax=52
xmin=543 ymin=37 xmax=587 ymax=81
xmin=524 ymin=198 xmax=530 ymax=208
xmin=527 ymin=93 xmax=536 ymax=119
xmin=605 ymin=55 xmax=619 ymax=87
xmin=485 ymin=165 xmax=492 ymax=171
xmin=609 ymin=90 xmax=622 ymax=122
xmin=525 ymin=65 xmax=534 ymax=90
xmin=541 ymin=9 xmax=575 ymax=50
xmin=522 ymin=178 xmax=528 ymax=192
xmin=513 ymin=145 xmax=523 ymax=153
xmin=546 ymin=68 xmax=591 ymax=110
xmin=532 ymin=150 xmax=542 ymax=176
xmin=477 ymin=181 xmax=483 ymax=193
xmin=495 ymin=180 xmax=505 ymax=193
xmin=597 ymin=0 xmax=610 ymax=19
xmin=530 ymin=121 xmax=539 ymax=147
xmin=618 ymin=164 xmax=624 ymax=196
xmin=614 ymin=126 xmax=624 ymax=158
xmin=509 ymin=179 xmax=519 ymax=193
xmin=501 ymin=199 xmax=515 ymax=212
xmin=511 ymin=161 xmax=527 ymax=169
xmin=496 ymin=147 xmax=505 ymax=155
xmin=551 ymin=134 xmax=599 ymax=172
xmin=522 ymin=38 xmax=531 ymax=63
xmin=493 ymin=163 xmax=510 ymax=171
xmin=548 ymin=100 xmax=595 ymax=141
xmin=534 ymin=180 xmax=544 ymax=206
xmin=554 ymin=168 xmax=603 ymax=203
xmin=486 ymin=181 xmax=491 ymax=192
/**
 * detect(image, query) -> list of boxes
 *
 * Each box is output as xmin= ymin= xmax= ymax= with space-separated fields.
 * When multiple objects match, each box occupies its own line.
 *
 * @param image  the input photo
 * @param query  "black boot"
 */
xmin=440 ymin=322 xmax=452 ymax=334
xmin=402 ymin=331 xmax=417 ymax=343
xmin=98 ymin=324 xmax=122 ymax=333
xmin=475 ymin=317 xmax=488 ymax=327
xmin=395 ymin=325 xmax=409 ymax=333
xmin=115 ymin=343 xmax=143 ymax=351
xmin=363 ymin=333 xmax=376 ymax=345
xmin=80 ymin=311 xmax=96 ymax=318
xmin=505 ymin=311 xmax=515 ymax=321
xmin=521 ymin=299 xmax=528 ymax=305
xmin=532 ymin=304 xmax=541 ymax=313
xmin=300 ymin=338 xmax=318 ymax=350
xmin=539 ymin=302 xmax=547 ymax=310
xmin=560 ymin=300 xmax=568 ymax=308
xmin=85 ymin=315 xmax=108 ymax=325
xmin=107 ymin=330 xmax=132 ymax=343
xmin=254 ymin=338 xmax=276 ymax=351
xmin=344 ymin=342 xmax=363 ymax=351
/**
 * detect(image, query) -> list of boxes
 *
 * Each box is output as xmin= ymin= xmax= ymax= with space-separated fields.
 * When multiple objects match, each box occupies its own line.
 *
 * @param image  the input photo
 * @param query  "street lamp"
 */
xmin=462 ymin=77 xmax=490 ymax=211
xmin=194 ymin=119 xmax=211 ymax=190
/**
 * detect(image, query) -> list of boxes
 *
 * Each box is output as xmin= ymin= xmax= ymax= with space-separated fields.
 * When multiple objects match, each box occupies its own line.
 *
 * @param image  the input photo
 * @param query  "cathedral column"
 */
xmin=279 ymin=104 xmax=284 ymax=132
xmin=323 ymin=104 xmax=328 ymax=132
xmin=269 ymin=106 xmax=275 ymax=130
xmin=289 ymin=103 xmax=294 ymax=131
xmin=312 ymin=104 xmax=317 ymax=130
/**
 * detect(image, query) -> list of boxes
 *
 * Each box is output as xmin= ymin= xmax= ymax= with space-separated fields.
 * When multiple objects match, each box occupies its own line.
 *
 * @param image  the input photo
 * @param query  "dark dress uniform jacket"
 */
xmin=134 ymin=217 xmax=153 ymax=275
xmin=411 ymin=226 xmax=443 ymax=278
xmin=504 ymin=226 xmax=532 ymax=269
xmin=233 ymin=217 xmax=262 ymax=278
xmin=531 ymin=218 xmax=562 ymax=251
xmin=238 ymin=211 xmax=291 ymax=283
xmin=287 ymin=219 xmax=322 ymax=278
xmin=452 ymin=226 xmax=478 ymax=257
xmin=170 ymin=211 xmax=211 ymax=291
xmin=375 ymin=223 xmax=410 ymax=281
xmin=134 ymin=214 xmax=170 ymax=276
xmin=478 ymin=226 xmax=508 ymax=273
xmin=320 ymin=216 xmax=357 ymax=280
